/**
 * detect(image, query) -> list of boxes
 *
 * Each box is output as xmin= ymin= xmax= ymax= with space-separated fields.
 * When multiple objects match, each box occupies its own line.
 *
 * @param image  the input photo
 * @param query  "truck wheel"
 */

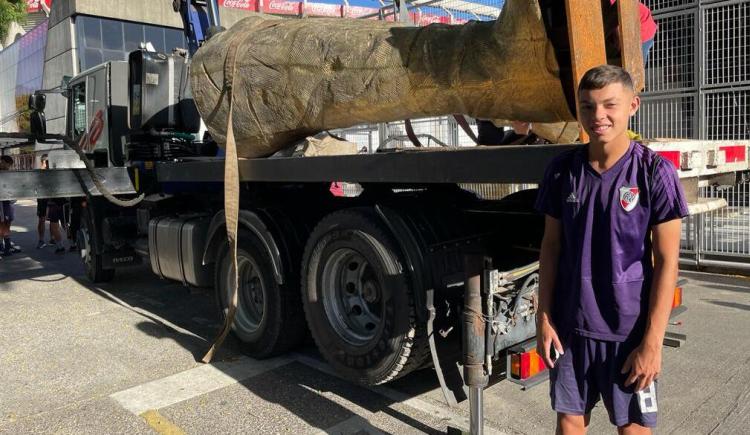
xmin=301 ymin=209 xmax=430 ymax=385
xmin=79 ymin=209 xmax=115 ymax=283
xmin=215 ymin=230 xmax=305 ymax=358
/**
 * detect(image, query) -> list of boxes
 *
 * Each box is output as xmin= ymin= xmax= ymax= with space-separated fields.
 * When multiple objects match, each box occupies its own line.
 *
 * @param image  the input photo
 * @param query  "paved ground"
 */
xmin=1 ymin=200 xmax=749 ymax=435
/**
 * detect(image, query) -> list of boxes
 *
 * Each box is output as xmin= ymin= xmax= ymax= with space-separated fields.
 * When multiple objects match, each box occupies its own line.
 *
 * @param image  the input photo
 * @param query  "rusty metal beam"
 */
xmin=564 ymin=0 xmax=608 ymax=143
xmin=617 ymin=0 xmax=646 ymax=92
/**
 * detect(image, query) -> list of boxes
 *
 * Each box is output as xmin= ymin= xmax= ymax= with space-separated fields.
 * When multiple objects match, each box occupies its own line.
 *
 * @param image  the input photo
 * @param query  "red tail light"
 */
xmin=510 ymin=348 xmax=547 ymax=380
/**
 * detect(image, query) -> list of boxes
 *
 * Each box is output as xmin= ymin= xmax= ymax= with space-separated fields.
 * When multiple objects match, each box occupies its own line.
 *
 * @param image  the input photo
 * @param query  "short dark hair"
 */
xmin=578 ymin=65 xmax=635 ymax=95
xmin=1 ymin=155 xmax=13 ymax=164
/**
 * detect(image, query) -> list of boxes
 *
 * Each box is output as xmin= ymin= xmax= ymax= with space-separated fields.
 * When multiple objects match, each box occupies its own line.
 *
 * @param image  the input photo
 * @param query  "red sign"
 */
xmin=344 ymin=6 xmax=379 ymax=18
xmin=263 ymin=0 xmax=302 ymax=16
xmin=304 ymin=3 xmax=342 ymax=17
xmin=720 ymin=145 xmax=747 ymax=163
xmin=26 ymin=0 xmax=51 ymax=13
xmin=220 ymin=0 xmax=258 ymax=11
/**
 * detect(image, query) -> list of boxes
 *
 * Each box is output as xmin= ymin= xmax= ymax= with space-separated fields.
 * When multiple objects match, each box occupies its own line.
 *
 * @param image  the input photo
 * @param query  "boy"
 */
xmin=535 ymin=65 xmax=688 ymax=434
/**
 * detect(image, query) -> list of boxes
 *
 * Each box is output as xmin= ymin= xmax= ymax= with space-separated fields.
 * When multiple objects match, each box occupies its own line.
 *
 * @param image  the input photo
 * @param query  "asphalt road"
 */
xmin=2 ymin=200 xmax=749 ymax=434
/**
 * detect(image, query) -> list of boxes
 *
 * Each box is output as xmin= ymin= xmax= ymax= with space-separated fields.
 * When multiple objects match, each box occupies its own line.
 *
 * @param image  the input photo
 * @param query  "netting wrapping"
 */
xmin=190 ymin=0 xmax=574 ymax=157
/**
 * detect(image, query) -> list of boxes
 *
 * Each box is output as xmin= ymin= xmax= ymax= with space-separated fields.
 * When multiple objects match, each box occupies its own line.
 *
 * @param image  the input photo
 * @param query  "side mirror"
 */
xmin=28 ymin=93 xmax=46 ymax=112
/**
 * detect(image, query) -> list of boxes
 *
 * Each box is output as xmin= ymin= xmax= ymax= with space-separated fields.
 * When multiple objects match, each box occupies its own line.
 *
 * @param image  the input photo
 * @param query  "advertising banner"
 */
xmin=220 ymin=0 xmax=259 ymax=11
xmin=304 ymin=3 xmax=342 ymax=17
xmin=263 ymin=0 xmax=302 ymax=16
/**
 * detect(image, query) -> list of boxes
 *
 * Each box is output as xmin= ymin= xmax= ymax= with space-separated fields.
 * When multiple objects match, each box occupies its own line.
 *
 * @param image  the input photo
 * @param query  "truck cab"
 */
xmin=66 ymin=61 xmax=130 ymax=167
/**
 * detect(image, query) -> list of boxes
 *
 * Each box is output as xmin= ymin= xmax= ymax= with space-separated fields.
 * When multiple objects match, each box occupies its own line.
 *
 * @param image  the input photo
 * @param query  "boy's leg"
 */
xmin=600 ymin=340 xmax=658 ymax=431
xmin=550 ymin=335 xmax=599 ymax=434
xmin=557 ymin=413 xmax=591 ymax=435
xmin=641 ymin=39 xmax=655 ymax=64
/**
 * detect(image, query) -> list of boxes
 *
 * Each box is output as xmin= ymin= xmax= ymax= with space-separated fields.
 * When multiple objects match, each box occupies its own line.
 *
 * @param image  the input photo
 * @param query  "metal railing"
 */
xmin=681 ymin=181 xmax=750 ymax=271
xmin=637 ymin=0 xmax=750 ymax=140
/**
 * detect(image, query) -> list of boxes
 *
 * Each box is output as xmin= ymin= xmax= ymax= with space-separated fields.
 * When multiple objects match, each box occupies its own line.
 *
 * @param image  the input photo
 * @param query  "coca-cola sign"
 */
xmin=304 ymin=3 xmax=341 ymax=17
xmin=220 ymin=0 xmax=257 ymax=10
xmin=263 ymin=0 xmax=302 ymax=15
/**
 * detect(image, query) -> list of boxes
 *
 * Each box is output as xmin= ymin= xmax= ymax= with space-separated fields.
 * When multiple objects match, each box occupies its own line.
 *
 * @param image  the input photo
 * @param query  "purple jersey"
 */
xmin=535 ymin=141 xmax=689 ymax=341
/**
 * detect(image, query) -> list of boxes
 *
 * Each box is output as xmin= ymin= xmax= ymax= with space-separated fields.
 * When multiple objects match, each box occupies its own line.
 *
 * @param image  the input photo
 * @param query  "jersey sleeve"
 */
xmin=534 ymin=157 xmax=564 ymax=219
xmin=650 ymin=158 xmax=689 ymax=225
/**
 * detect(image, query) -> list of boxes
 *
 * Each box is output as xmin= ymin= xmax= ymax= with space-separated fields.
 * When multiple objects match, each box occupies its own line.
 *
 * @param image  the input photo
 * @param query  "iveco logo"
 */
xmin=112 ymin=256 xmax=134 ymax=264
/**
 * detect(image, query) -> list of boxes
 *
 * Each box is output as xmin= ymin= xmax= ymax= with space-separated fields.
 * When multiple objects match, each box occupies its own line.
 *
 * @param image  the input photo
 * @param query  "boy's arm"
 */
xmin=622 ymin=217 xmax=682 ymax=391
xmin=536 ymin=215 xmax=564 ymax=368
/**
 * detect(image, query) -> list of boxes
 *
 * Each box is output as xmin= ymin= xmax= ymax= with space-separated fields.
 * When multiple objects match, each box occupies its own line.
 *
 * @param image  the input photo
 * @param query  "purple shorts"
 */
xmin=1 ymin=201 xmax=13 ymax=222
xmin=549 ymin=335 xmax=658 ymax=428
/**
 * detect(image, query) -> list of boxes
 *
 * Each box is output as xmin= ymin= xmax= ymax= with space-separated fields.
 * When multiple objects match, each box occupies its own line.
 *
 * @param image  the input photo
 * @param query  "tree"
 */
xmin=0 ymin=0 xmax=27 ymax=44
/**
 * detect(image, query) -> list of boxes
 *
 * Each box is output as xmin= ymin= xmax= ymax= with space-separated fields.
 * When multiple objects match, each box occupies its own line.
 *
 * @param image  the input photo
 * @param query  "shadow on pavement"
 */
xmin=3 ymin=201 xmax=468 ymax=433
xmin=703 ymin=299 xmax=750 ymax=311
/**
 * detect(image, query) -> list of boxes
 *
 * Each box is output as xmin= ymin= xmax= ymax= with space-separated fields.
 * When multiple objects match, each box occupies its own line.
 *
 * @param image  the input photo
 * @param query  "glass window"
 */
xmin=81 ymin=16 xmax=102 ymax=49
xmin=101 ymin=20 xmax=124 ymax=51
xmin=124 ymin=22 xmax=144 ymax=52
xmin=144 ymin=26 xmax=166 ymax=53
xmin=164 ymin=29 xmax=186 ymax=53
xmin=83 ymin=48 xmax=103 ymax=71
xmin=75 ymin=16 xmax=185 ymax=74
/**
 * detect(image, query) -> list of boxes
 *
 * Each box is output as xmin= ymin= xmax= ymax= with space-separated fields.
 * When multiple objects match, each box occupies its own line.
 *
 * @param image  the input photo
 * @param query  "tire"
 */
xmin=215 ymin=229 xmax=305 ymax=358
xmin=301 ymin=208 xmax=430 ymax=385
xmin=79 ymin=208 xmax=115 ymax=283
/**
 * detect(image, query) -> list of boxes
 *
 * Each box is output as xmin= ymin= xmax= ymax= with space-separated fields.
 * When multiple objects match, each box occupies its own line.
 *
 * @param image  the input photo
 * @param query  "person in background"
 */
xmin=47 ymin=198 xmax=66 ymax=254
xmin=609 ymin=0 xmax=659 ymax=64
xmin=0 ymin=155 xmax=21 ymax=256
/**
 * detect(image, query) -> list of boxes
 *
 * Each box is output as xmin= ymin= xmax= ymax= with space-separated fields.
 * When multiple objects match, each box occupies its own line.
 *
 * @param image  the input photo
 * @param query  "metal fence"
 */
xmin=681 ymin=182 xmax=750 ymax=270
xmin=638 ymin=0 xmax=750 ymax=140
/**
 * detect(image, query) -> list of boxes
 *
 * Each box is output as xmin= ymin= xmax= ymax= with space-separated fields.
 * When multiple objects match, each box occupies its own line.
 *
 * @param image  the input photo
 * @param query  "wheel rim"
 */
xmin=226 ymin=252 xmax=266 ymax=336
xmin=321 ymin=247 xmax=383 ymax=346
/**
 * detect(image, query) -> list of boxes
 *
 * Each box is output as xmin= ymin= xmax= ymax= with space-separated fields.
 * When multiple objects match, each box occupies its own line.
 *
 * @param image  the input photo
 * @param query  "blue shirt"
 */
xmin=535 ymin=141 xmax=689 ymax=341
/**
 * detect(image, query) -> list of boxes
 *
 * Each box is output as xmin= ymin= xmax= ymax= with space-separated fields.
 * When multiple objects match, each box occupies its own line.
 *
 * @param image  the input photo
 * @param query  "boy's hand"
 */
xmin=621 ymin=341 xmax=662 ymax=391
xmin=536 ymin=314 xmax=564 ymax=368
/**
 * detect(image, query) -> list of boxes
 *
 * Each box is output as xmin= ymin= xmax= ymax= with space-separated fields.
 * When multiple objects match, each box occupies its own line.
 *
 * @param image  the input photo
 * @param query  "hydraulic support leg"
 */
xmin=463 ymin=254 xmax=489 ymax=435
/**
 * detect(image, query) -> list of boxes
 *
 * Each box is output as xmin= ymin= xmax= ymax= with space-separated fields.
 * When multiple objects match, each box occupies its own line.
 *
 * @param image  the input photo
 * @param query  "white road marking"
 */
xmin=110 ymin=356 xmax=293 ymax=415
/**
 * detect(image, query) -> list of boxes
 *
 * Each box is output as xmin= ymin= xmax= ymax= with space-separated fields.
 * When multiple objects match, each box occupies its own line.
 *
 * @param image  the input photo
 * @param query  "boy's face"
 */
xmin=578 ymin=82 xmax=640 ymax=146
